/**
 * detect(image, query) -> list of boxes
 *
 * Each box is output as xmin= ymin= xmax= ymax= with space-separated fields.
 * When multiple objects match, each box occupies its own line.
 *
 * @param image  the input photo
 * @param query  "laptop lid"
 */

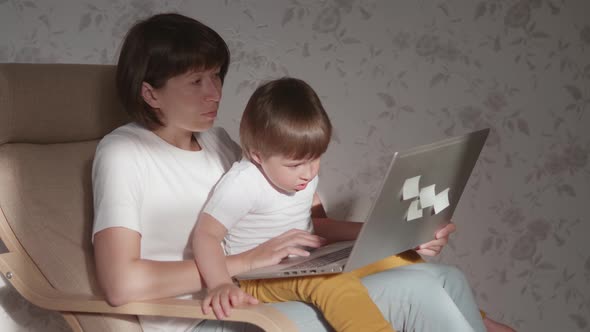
xmin=343 ymin=128 xmax=489 ymax=271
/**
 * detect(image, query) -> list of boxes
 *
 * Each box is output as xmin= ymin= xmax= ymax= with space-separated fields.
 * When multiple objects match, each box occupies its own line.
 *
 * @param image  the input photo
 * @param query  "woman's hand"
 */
xmin=202 ymin=283 xmax=258 ymax=319
xmin=244 ymin=229 xmax=327 ymax=271
xmin=415 ymin=222 xmax=457 ymax=256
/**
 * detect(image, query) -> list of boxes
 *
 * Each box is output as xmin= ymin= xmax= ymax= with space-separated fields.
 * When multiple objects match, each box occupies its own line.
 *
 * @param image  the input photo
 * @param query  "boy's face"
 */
xmin=144 ymin=67 xmax=222 ymax=133
xmin=254 ymin=154 xmax=321 ymax=193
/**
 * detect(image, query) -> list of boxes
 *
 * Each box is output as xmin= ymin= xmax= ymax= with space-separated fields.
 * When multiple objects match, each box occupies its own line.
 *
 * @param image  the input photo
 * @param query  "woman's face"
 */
xmin=147 ymin=67 xmax=222 ymax=133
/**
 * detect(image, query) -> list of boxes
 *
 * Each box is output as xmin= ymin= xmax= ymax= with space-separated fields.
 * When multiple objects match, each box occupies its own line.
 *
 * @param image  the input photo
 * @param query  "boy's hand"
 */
xmin=202 ymin=283 xmax=259 ymax=319
xmin=246 ymin=229 xmax=327 ymax=270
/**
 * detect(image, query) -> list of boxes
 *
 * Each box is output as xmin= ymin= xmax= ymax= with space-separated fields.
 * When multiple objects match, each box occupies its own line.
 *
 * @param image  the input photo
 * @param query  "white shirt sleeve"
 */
xmin=202 ymin=166 xmax=258 ymax=231
xmin=92 ymin=135 xmax=144 ymax=238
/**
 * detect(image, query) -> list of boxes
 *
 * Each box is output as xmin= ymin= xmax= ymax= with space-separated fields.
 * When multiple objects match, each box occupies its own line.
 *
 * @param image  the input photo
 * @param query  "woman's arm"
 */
xmin=94 ymin=227 xmax=251 ymax=306
xmin=414 ymin=223 xmax=456 ymax=256
xmin=94 ymin=227 xmax=201 ymax=306
xmin=311 ymin=193 xmax=363 ymax=243
xmin=94 ymin=225 xmax=325 ymax=306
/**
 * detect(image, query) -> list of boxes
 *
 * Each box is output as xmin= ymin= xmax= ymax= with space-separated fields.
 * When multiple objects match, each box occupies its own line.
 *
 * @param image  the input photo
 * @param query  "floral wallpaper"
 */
xmin=0 ymin=0 xmax=588 ymax=331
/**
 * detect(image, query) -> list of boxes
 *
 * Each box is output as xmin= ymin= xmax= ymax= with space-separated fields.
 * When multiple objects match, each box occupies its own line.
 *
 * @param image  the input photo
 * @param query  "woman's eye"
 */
xmin=193 ymin=79 xmax=202 ymax=85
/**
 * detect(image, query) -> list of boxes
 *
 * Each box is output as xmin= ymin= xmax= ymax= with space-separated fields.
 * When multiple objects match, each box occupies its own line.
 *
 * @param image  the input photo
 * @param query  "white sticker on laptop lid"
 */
xmin=402 ymin=175 xmax=421 ymax=200
xmin=407 ymin=199 xmax=423 ymax=221
xmin=433 ymin=188 xmax=450 ymax=214
xmin=419 ymin=184 xmax=436 ymax=208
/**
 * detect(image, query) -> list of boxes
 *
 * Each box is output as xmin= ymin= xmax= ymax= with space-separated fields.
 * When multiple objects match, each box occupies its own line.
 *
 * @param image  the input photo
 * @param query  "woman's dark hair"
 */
xmin=116 ymin=13 xmax=230 ymax=129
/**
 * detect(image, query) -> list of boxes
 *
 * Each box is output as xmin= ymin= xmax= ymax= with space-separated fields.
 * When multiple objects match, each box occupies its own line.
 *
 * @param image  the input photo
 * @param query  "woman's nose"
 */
xmin=204 ymin=78 xmax=221 ymax=102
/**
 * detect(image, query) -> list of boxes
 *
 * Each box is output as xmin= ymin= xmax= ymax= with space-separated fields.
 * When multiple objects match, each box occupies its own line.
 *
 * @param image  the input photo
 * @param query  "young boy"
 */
xmin=193 ymin=77 xmax=397 ymax=332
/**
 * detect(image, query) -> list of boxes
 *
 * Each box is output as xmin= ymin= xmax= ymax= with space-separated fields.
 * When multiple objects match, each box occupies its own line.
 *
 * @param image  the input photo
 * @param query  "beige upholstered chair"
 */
xmin=0 ymin=63 xmax=297 ymax=332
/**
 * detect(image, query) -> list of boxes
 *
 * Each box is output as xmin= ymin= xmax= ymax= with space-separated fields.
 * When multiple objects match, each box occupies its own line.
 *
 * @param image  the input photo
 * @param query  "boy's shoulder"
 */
xmin=211 ymin=160 xmax=265 ymax=201
xmin=224 ymin=159 xmax=263 ymax=182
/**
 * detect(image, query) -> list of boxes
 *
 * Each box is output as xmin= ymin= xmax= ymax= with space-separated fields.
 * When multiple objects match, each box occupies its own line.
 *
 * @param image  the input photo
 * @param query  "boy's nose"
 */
xmin=301 ymin=163 xmax=316 ymax=180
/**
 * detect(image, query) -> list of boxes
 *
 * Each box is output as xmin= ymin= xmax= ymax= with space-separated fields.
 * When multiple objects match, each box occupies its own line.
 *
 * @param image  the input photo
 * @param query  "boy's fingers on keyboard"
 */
xmin=280 ymin=229 xmax=326 ymax=245
xmin=274 ymin=233 xmax=323 ymax=251
xmin=281 ymin=246 xmax=310 ymax=258
xmin=286 ymin=246 xmax=352 ymax=270
xmin=280 ymin=229 xmax=309 ymax=237
xmin=289 ymin=236 xmax=323 ymax=248
xmin=305 ymin=234 xmax=327 ymax=245
xmin=297 ymin=232 xmax=325 ymax=243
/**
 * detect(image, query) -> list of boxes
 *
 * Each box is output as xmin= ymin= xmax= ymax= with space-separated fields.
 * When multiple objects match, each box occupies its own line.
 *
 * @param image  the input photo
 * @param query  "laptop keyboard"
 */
xmin=284 ymin=246 xmax=353 ymax=270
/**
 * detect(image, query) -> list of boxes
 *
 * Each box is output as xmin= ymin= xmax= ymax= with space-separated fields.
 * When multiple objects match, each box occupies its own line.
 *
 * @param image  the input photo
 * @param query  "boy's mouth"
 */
xmin=295 ymin=182 xmax=308 ymax=191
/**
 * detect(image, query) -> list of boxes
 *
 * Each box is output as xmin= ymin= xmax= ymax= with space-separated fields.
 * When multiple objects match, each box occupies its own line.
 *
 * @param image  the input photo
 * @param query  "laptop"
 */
xmin=235 ymin=128 xmax=489 ymax=280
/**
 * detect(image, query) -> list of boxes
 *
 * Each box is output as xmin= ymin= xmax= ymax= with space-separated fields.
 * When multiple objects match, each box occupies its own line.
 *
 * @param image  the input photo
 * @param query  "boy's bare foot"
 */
xmin=483 ymin=316 xmax=516 ymax=332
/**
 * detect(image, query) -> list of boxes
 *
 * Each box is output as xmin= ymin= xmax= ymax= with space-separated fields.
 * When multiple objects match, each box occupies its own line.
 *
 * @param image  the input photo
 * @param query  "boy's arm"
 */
xmin=192 ymin=213 xmax=258 ymax=319
xmin=310 ymin=193 xmax=363 ymax=243
xmin=192 ymin=213 xmax=233 ymax=288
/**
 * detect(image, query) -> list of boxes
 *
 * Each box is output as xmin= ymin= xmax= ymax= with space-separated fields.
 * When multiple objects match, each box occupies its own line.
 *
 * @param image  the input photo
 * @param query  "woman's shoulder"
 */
xmin=199 ymin=126 xmax=242 ymax=162
xmin=95 ymin=122 xmax=150 ymax=160
xmin=101 ymin=122 xmax=146 ymax=142
xmin=199 ymin=126 xmax=234 ymax=146
xmin=92 ymin=123 xmax=149 ymax=181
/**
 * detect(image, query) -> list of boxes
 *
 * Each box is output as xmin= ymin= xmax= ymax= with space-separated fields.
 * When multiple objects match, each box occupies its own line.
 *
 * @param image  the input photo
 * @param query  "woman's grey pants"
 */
xmin=194 ymin=263 xmax=486 ymax=332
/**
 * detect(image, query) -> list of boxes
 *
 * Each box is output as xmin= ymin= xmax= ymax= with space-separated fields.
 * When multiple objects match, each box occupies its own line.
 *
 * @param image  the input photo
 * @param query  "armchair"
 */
xmin=0 ymin=63 xmax=297 ymax=332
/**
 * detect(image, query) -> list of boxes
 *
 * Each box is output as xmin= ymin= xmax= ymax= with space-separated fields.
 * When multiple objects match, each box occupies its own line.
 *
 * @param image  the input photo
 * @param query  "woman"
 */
xmin=92 ymin=13 xmax=514 ymax=332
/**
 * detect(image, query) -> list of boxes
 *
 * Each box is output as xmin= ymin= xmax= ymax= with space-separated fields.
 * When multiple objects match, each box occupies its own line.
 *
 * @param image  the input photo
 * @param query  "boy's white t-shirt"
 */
xmin=203 ymin=159 xmax=316 ymax=255
xmin=92 ymin=122 xmax=241 ymax=332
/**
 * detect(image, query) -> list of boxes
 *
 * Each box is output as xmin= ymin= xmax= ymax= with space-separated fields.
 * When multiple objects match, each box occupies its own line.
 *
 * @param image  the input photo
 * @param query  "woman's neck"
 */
xmin=152 ymin=126 xmax=201 ymax=151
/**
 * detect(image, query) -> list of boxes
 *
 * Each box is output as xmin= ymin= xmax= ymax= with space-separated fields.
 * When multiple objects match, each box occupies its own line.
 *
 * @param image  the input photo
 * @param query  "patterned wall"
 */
xmin=0 ymin=1 xmax=588 ymax=331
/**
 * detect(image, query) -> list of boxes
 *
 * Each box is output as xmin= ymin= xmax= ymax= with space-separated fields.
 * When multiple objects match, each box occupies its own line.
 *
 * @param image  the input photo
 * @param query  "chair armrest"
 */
xmin=0 ymin=251 xmax=298 ymax=332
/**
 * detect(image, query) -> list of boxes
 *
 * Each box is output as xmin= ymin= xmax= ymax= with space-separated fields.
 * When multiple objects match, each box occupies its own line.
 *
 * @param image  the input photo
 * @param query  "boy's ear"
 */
xmin=141 ymin=82 xmax=161 ymax=108
xmin=250 ymin=151 xmax=263 ymax=165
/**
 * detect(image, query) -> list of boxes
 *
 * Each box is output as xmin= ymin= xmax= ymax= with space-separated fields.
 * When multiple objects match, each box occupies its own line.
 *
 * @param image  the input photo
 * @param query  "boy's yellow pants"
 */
xmin=240 ymin=250 xmax=423 ymax=332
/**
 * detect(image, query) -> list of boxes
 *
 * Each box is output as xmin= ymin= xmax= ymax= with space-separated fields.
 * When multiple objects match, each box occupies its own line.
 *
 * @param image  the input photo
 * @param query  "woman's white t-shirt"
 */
xmin=92 ymin=122 xmax=241 ymax=332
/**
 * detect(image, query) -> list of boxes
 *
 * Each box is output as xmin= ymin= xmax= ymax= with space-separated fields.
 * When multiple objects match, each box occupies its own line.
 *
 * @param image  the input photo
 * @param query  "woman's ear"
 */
xmin=141 ymin=82 xmax=160 ymax=109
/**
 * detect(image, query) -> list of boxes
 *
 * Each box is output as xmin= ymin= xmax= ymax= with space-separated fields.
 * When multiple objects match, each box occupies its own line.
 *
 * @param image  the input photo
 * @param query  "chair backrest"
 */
xmin=0 ymin=63 xmax=140 ymax=331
